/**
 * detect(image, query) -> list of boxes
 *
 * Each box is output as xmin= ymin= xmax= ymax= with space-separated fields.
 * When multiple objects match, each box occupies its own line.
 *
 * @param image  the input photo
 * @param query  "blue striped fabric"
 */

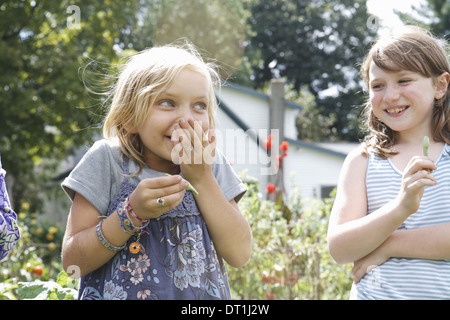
xmin=351 ymin=144 xmax=450 ymax=299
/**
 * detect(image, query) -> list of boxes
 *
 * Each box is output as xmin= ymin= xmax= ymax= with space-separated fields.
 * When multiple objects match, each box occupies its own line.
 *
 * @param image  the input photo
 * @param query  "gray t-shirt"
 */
xmin=62 ymin=139 xmax=247 ymax=215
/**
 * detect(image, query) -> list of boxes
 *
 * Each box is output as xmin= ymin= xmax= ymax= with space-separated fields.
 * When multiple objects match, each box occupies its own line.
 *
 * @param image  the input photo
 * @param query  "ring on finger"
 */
xmin=187 ymin=146 xmax=194 ymax=152
xmin=157 ymin=197 xmax=165 ymax=208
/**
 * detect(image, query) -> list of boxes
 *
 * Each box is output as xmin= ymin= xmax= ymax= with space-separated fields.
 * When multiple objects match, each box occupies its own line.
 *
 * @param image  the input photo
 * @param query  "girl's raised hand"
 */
xmin=128 ymin=174 xmax=189 ymax=220
xmin=171 ymin=119 xmax=216 ymax=185
xmin=395 ymin=156 xmax=437 ymax=217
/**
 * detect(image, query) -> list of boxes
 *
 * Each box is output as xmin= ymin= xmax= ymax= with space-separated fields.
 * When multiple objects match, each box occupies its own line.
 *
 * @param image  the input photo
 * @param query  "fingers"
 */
xmin=352 ymin=261 xmax=377 ymax=284
xmin=352 ymin=261 xmax=364 ymax=284
xmin=397 ymin=156 xmax=437 ymax=215
xmin=129 ymin=175 xmax=189 ymax=219
xmin=405 ymin=156 xmax=437 ymax=174
xmin=403 ymin=156 xmax=437 ymax=189
xmin=407 ymin=170 xmax=437 ymax=190
xmin=171 ymin=119 xmax=213 ymax=164
xmin=138 ymin=175 xmax=188 ymax=197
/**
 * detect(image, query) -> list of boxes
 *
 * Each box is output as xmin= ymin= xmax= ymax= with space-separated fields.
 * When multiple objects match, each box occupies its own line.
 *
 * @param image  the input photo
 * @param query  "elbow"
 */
xmin=62 ymin=255 xmax=81 ymax=279
xmin=328 ymin=250 xmax=349 ymax=265
xmin=235 ymin=246 xmax=252 ymax=268
xmin=228 ymin=252 xmax=251 ymax=268
xmin=327 ymin=236 xmax=352 ymax=265
xmin=61 ymin=248 xmax=82 ymax=279
xmin=61 ymin=238 xmax=87 ymax=279
xmin=62 ymin=253 xmax=89 ymax=279
xmin=226 ymin=237 xmax=252 ymax=268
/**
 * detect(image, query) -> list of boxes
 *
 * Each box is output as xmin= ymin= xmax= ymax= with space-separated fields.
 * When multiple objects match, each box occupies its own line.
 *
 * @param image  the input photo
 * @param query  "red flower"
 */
xmin=280 ymin=141 xmax=289 ymax=151
xmin=263 ymin=134 xmax=274 ymax=150
xmin=263 ymin=139 xmax=271 ymax=150
xmin=266 ymin=183 xmax=276 ymax=194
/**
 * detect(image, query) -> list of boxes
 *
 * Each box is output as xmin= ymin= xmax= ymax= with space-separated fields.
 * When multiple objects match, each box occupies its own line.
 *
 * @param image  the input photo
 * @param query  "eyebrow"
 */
xmin=369 ymin=70 xmax=415 ymax=84
xmin=160 ymin=91 xmax=209 ymax=101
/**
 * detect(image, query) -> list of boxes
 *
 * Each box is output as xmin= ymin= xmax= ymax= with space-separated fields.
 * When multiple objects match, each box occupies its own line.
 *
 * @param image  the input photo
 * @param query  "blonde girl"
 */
xmin=328 ymin=26 xmax=450 ymax=299
xmin=61 ymin=44 xmax=251 ymax=300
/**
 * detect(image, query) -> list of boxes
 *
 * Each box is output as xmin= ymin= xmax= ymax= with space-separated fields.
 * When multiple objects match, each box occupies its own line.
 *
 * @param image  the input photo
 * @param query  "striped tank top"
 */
xmin=351 ymin=143 xmax=450 ymax=299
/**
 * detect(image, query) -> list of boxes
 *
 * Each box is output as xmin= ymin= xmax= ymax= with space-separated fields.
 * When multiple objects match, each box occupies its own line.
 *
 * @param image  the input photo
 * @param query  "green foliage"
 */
xmin=0 ymin=0 xmax=139 ymax=210
xmin=0 ymin=204 xmax=67 ymax=300
xmin=151 ymin=0 xmax=247 ymax=80
xmin=0 ymin=203 xmax=76 ymax=300
xmin=245 ymin=0 xmax=376 ymax=141
xmin=396 ymin=0 xmax=450 ymax=37
xmin=228 ymin=175 xmax=352 ymax=300
xmin=17 ymin=271 xmax=77 ymax=300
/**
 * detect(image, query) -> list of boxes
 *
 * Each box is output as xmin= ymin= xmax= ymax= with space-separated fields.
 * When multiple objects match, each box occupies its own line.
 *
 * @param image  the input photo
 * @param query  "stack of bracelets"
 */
xmin=96 ymin=196 xmax=150 ymax=252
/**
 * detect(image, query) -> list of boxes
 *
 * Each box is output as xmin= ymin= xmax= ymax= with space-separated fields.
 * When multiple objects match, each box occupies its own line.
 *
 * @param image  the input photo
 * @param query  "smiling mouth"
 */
xmin=385 ymin=106 xmax=409 ymax=114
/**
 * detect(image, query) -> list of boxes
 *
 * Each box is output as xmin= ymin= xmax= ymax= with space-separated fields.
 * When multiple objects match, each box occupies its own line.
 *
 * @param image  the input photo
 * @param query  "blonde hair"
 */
xmin=102 ymin=43 xmax=221 ymax=174
xmin=360 ymin=25 xmax=450 ymax=158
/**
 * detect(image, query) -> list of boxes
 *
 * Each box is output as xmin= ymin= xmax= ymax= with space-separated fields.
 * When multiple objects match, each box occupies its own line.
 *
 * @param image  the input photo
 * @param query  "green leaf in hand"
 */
xmin=423 ymin=135 xmax=432 ymax=173
xmin=423 ymin=135 xmax=430 ymax=157
xmin=165 ymin=173 xmax=199 ymax=196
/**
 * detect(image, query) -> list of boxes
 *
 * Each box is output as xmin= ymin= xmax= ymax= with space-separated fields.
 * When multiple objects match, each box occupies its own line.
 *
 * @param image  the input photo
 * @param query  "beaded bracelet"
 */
xmin=96 ymin=219 xmax=126 ymax=252
xmin=116 ymin=201 xmax=136 ymax=235
xmin=116 ymin=199 xmax=150 ymax=235
xmin=124 ymin=196 xmax=149 ymax=225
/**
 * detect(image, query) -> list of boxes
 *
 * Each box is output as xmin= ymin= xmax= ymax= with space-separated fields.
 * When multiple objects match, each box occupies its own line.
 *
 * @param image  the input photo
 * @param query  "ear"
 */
xmin=435 ymin=72 xmax=450 ymax=100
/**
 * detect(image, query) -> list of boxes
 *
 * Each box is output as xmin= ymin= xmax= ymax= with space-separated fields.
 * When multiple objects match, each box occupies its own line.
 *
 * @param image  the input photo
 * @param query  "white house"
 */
xmin=215 ymin=82 xmax=358 ymax=199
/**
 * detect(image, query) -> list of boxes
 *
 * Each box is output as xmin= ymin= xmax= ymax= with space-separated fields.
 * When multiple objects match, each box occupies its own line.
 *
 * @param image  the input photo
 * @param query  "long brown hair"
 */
xmin=360 ymin=25 xmax=450 ymax=158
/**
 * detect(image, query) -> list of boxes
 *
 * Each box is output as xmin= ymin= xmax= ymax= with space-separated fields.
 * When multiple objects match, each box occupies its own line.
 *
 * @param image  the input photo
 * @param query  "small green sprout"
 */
xmin=423 ymin=135 xmax=430 ymax=157
xmin=423 ymin=136 xmax=433 ymax=173
xmin=165 ymin=173 xmax=199 ymax=195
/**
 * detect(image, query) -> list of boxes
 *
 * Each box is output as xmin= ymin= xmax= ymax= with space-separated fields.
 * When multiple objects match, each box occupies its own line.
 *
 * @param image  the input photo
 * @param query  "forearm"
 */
xmin=193 ymin=174 xmax=252 ymax=268
xmin=352 ymin=222 xmax=450 ymax=283
xmin=328 ymin=199 xmax=407 ymax=264
xmin=62 ymin=199 xmax=135 ymax=277
xmin=62 ymin=225 xmax=115 ymax=277
xmin=386 ymin=222 xmax=450 ymax=260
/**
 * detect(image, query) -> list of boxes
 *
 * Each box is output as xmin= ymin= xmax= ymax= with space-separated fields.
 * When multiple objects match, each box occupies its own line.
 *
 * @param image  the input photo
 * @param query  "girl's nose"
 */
xmin=383 ymin=85 xmax=400 ymax=103
xmin=176 ymin=105 xmax=194 ymax=123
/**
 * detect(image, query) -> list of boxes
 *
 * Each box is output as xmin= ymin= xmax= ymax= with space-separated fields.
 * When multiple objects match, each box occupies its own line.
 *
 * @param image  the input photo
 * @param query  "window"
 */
xmin=320 ymin=185 xmax=336 ymax=199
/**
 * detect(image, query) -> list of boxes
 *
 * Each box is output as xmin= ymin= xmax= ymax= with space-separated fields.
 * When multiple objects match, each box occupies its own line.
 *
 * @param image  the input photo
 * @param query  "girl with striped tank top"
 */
xmin=327 ymin=25 xmax=450 ymax=299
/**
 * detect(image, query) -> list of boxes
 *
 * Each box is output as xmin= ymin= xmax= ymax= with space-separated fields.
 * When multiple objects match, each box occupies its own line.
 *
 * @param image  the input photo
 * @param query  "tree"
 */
xmin=396 ymin=0 xmax=450 ymax=37
xmin=132 ymin=0 xmax=248 ymax=80
xmin=0 ymin=0 xmax=139 ymax=210
xmin=244 ymin=0 xmax=376 ymax=141
xmin=428 ymin=0 xmax=450 ymax=36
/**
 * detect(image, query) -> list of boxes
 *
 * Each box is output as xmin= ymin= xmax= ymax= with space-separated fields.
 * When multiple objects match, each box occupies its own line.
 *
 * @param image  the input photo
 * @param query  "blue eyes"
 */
xmin=194 ymin=103 xmax=207 ymax=110
xmin=160 ymin=100 xmax=174 ymax=107
xmin=159 ymin=100 xmax=207 ymax=111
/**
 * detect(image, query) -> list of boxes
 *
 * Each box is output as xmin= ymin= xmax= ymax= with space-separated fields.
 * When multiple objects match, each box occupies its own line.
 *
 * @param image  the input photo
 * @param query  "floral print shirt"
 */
xmin=64 ymin=146 xmax=246 ymax=300
xmin=0 ymin=155 xmax=20 ymax=261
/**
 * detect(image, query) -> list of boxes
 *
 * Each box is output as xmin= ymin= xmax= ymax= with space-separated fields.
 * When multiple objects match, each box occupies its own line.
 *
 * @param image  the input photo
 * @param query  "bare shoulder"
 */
xmin=330 ymin=144 xmax=368 ymax=224
xmin=341 ymin=144 xmax=368 ymax=178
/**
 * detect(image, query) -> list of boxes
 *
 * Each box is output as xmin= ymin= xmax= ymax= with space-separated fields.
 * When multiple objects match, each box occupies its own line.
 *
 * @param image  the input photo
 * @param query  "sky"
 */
xmin=366 ymin=0 xmax=428 ymax=32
